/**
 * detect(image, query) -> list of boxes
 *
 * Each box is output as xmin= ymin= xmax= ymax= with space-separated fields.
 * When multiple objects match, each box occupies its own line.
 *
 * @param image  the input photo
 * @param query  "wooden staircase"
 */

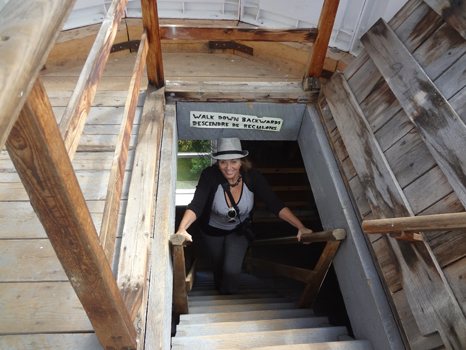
xmin=172 ymin=271 xmax=373 ymax=350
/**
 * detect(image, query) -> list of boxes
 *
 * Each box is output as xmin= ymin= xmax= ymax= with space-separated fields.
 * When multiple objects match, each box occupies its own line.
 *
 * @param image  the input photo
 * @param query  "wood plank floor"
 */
xmin=1 ymin=50 xmax=294 ymax=348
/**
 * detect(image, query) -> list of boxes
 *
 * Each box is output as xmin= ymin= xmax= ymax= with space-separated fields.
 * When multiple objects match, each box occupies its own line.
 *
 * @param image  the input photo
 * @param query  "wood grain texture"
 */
xmin=117 ymin=86 xmax=165 ymax=321
xmin=362 ymin=18 xmax=466 ymax=209
xmin=141 ymin=0 xmax=165 ymax=88
xmin=424 ymin=0 xmax=466 ymax=40
xmin=324 ymin=71 xmax=466 ymax=347
xmin=0 ymin=334 xmax=101 ymax=350
xmin=305 ymin=0 xmax=340 ymax=77
xmin=145 ymin=103 xmax=177 ymax=350
xmin=160 ymin=26 xmax=317 ymax=42
xmin=0 ymin=282 xmax=92 ymax=333
xmin=59 ymin=0 xmax=129 ymax=161
xmin=165 ymin=81 xmax=317 ymax=103
xmin=6 ymin=77 xmax=136 ymax=349
xmin=0 ymin=239 xmax=66 ymax=282
xmin=100 ymin=29 xmax=149 ymax=264
xmin=0 ymin=0 xmax=76 ymax=151
xmin=172 ymin=243 xmax=189 ymax=315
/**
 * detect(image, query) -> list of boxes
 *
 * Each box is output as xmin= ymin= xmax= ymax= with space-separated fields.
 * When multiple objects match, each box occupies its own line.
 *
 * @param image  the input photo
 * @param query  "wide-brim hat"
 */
xmin=211 ymin=137 xmax=249 ymax=160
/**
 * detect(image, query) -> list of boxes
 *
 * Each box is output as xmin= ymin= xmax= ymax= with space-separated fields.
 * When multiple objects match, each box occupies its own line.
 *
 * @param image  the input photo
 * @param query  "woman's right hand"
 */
xmin=175 ymin=229 xmax=193 ymax=243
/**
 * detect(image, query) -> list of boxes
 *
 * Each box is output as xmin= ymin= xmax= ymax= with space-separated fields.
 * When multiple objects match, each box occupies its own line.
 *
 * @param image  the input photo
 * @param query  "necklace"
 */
xmin=230 ymin=174 xmax=242 ymax=187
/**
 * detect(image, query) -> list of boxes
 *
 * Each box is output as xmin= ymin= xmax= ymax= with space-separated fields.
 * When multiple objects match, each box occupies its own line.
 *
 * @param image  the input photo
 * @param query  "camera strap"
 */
xmin=222 ymin=182 xmax=241 ymax=222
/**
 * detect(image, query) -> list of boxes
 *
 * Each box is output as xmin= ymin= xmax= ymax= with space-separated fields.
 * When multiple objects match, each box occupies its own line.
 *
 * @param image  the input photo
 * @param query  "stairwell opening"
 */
xmin=174 ymin=139 xmax=353 ymax=336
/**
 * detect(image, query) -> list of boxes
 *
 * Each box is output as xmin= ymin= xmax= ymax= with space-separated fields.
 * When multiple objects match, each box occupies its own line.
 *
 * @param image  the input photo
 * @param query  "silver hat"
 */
xmin=211 ymin=137 xmax=249 ymax=160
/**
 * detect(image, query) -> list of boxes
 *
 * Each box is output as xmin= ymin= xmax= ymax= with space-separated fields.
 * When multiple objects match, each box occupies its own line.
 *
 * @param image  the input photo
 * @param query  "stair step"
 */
xmin=188 ymin=288 xmax=277 ymax=296
xmin=175 ymin=317 xmax=330 ymax=337
xmin=171 ymin=327 xmax=348 ymax=350
xmin=189 ymin=297 xmax=289 ymax=307
xmin=179 ymin=308 xmax=314 ymax=325
xmin=188 ymin=293 xmax=284 ymax=301
xmin=189 ymin=302 xmax=296 ymax=314
xmin=246 ymin=340 xmax=374 ymax=350
xmin=192 ymin=284 xmax=268 ymax=291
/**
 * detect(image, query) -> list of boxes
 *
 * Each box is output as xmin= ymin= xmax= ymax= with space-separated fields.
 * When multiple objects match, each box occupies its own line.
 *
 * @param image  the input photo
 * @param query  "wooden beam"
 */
xmin=186 ymin=258 xmax=198 ymax=292
xmin=424 ymin=0 xmax=466 ymax=41
xmin=6 ymin=77 xmax=136 ymax=349
xmin=117 ymin=86 xmax=165 ymax=321
xmin=363 ymin=212 xmax=466 ymax=234
xmin=305 ymin=0 xmax=340 ymax=78
xmin=0 ymin=0 xmax=76 ymax=151
xmin=297 ymin=241 xmax=341 ymax=308
xmin=160 ymin=26 xmax=317 ymax=42
xmin=165 ymin=81 xmax=318 ymax=103
xmin=323 ymin=71 xmax=466 ymax=347
xmin=145 ymin=103 xmax=178 ymax=350
xmin=253 ymin=229 xmax=346 ymax=245
xmin=99 ymin=29 xmax=149 ymax=264
xmin=171 ymin=234 xmax=189 ymax=315
xmin=141 ymin=0 xmax=165 ymax=89
xmin=361 ymin=18 xmax=466 ymax=209
xmin=245 ymin=257 xmax=314 ymax=284
xmin=58 ymin=0 xmax=128 ymax=161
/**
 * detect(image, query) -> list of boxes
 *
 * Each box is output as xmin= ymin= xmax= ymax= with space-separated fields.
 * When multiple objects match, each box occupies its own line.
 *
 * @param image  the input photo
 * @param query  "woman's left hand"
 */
xmin=297 ymin=227 xmax=313 ymax=244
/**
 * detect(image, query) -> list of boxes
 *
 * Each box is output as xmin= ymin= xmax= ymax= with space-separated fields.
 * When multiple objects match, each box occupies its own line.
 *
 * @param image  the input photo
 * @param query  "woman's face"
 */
xmin=218 ymin=158 xmax=242 ymax=182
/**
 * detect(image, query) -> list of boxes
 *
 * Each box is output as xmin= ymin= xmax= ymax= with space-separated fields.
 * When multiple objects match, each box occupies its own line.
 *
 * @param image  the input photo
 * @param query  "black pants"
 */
xmin=201 ymin=229 xmax=250 ymax=294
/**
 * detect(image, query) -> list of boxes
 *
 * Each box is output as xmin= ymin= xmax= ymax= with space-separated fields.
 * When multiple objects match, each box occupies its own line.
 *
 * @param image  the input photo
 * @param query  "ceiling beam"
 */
xmin=160 ymin=26 xmax=317 ymax=42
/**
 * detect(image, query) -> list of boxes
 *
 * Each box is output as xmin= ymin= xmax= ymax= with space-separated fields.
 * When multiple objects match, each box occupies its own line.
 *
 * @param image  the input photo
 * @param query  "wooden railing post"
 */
xmin=297 ymin=240 xmax=341 ymax=308
xmin=304 ymin=0 xmax=340 ymax=82
xmin=141 ymin=0 xmax=165 ymax=89
xmin=6 ymin=76 xmax=137 ymax=350
xmin=170 ymin=234 xmax=190 ymax=315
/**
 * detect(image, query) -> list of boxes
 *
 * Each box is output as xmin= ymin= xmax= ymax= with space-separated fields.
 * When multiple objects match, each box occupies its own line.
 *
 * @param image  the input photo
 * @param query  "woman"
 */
xmin=176 ymin=137 xmax=313 ymax=294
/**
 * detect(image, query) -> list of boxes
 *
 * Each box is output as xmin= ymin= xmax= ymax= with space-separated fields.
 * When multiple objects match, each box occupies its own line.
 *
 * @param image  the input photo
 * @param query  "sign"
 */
xmin=190 ymin=111 xmax=283 ymax=132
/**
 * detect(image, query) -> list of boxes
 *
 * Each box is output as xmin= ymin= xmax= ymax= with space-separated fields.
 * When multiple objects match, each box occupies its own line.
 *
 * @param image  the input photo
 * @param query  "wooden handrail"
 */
xmin=59 ymin=0 xmax=129 ymax=160
xmin=362 ymin=212 xmax=466 ymax=233
xmin=100 ymin=29 xmax=149 ymax=264
xmin=0 ymin=0 xmax=76 ymax=151
xmin=253 ymin=229 xmax=346 ymax=245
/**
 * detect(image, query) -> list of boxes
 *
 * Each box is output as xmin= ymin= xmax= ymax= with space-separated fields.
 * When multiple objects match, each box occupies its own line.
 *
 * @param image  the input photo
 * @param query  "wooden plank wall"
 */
xmin=319 ymin=0 xmax=466 ymax=349
xmin=0 ymin=94 xmax=142 ymax=348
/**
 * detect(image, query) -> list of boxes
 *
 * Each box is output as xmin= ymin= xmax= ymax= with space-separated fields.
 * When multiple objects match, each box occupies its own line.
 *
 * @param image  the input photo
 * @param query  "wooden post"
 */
xmin=59 ymin=0 xmax=129 ymax=160
xmin=0 ymin=0 xmax=76 ymax=151
xmin=141 ymin=0 xmax=165 ymax=88
xmin=170 ymin=234 xmax=189 ymax=315
xmin=304 ymin=0 xmax=340 ymax=80
xmin=6 ymin=77 xmax=137 ymax=350
xmin=297 ymin=241 xmax=341 ymax=308
xmin=99 ymin=29 xmax=149 ymax=264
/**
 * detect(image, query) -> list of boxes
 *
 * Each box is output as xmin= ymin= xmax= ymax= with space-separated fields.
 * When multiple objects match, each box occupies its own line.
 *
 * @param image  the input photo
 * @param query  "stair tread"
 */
xmin=171 ymin=327 xmax=348 ymax=349
xmin=189 ymin=297 xmax=289 ymax=307
xmin=188 ymin=288 xmax=276 ymax=296
xmin=244 ymin=340 xmax=374 ymax=350
xmin=179 ymin=308 xmax=315 ymax=325
xmin=188 ymin=293 xmax=284 ymax=301
xmin=175 ymin=317 xmax=330 ymax=337
xmin=189 ymin=302 xmax=296 ymax=314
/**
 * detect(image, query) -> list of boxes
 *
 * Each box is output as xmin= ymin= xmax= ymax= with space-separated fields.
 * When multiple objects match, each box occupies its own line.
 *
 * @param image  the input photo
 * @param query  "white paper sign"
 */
xmin=190 ymin=111 xmax=283 ymax=132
